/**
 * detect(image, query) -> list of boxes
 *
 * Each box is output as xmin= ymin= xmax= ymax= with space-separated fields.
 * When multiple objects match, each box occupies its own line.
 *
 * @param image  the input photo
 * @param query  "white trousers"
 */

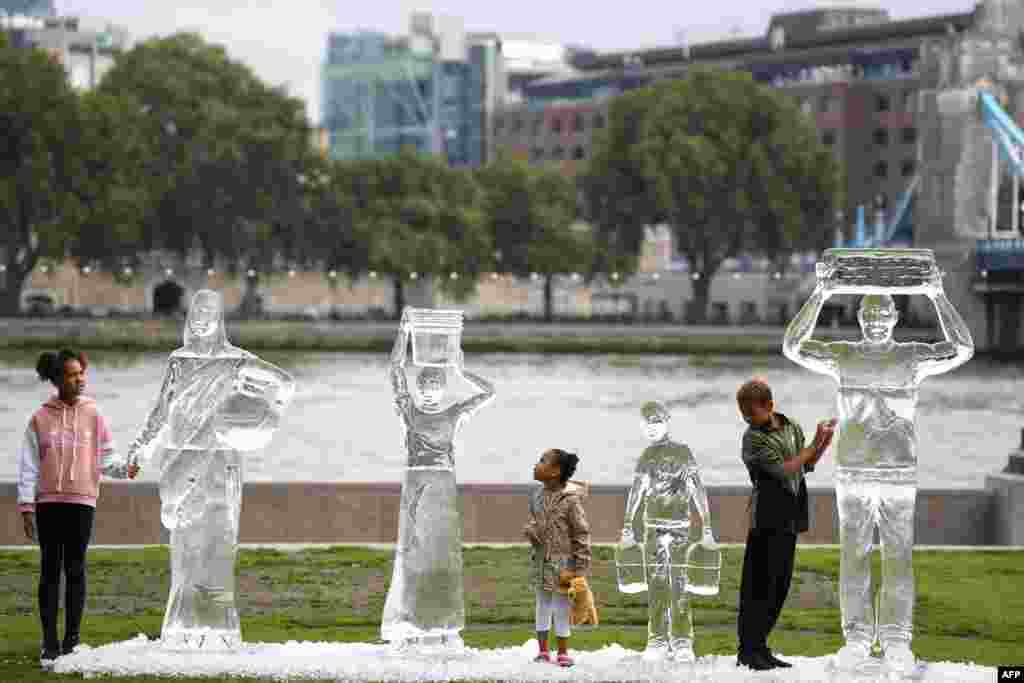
xmin=535 ymin=588 xmax=571 ymax=638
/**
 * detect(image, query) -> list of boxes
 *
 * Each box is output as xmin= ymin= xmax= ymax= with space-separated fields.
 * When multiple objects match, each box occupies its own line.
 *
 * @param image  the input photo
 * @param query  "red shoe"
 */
xmin=533 ymin=651 xmax=552 ymax=663
xmin=557 ymin=653 xmax=574 ymax=668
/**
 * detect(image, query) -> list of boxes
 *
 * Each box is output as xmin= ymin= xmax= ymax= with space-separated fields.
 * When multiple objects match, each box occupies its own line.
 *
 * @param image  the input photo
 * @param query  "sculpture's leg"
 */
xmin=381 ymin=468 xmax=464 ymax=647
xmin=161 ymin=451 xmax=242 ymax=650
xmin=836 ymin=470 xmax=880 ymax=662
xmin=644 ymin=526 xmax=673 ymax=659
xmin=877 ymin=474 xmax=916 ymax=654
xmin=666 ymin=528 xmax=694 ymax=662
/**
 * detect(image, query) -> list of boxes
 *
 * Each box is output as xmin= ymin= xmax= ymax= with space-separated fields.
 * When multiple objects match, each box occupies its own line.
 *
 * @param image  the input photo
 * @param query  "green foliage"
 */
xmin=0 ymin=40 xmax=89 ymax=313
xmin=477 ymin=157 xmax=591 ymax=320
xmin=98 ymin=33 xmax=313 ymax=275
xmin=337 ymin=148 xmax=492 ymax=311
xmin=585 ymin=69 xmax=841 ymax=320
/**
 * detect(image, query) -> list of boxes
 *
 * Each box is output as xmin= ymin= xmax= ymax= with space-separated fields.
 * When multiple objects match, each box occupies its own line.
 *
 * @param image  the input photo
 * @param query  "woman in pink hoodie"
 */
xmin=16 ymin=349 xmax=138 ymax=667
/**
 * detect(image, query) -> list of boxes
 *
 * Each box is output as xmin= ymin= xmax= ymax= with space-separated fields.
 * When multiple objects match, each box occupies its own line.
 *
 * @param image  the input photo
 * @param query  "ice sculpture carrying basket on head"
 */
xmin=783 ymin=248 xmax=973 ymax=677
xmin=381 ymin=307 xmax=495 ymax=650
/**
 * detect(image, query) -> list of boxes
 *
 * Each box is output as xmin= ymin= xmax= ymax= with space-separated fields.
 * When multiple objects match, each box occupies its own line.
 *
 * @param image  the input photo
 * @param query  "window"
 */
xmin=494 ymin=116 xmax=504 ymax=133
xmin=511 ymin=117 xmax=523 ymax=132
xmin=901 ymin=127 xmax=917 ymax=144
xmin=873 ymin=128 xmax=889 ymax=146
xmin=822 ymin=130 xmax=837 ymax=146
xmin=572 ymin=113 xmax=585 ymax=133
xmin=551 ymin=146 xmax=565 ymax=160
xmin=592 ymin=112 xmax=606 ymax=128
xmin=901 ymin=159 xmax=916 ymax=177
xmin=875 ymin=94 xmax=891 ymax=112
xmin=551 ymin=117 xmax=562 ymax=134
xmin=820 ymin=95 xmax=841 ymax=114
xmin=572 ymin=146 xmax=585 ymax=160
xmin=531 ymin=117 xmax=542 ymax=136
xmin=874 ymin=160 xmax=888 ymax=178
xmin=530 ymin=147 xmax=544 ymax=161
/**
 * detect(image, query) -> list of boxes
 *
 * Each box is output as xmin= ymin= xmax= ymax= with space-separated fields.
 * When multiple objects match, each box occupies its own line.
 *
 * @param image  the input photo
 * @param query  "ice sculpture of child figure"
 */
xmin=381 ymin=308 xmax=496 ymax=650
xmin=126 ymin=290 xmax=295 ymax=650
xmin=783 ymin=260 xmax=973 ymax=675
xmin=617 ymin=401 xmax=716 ymax=663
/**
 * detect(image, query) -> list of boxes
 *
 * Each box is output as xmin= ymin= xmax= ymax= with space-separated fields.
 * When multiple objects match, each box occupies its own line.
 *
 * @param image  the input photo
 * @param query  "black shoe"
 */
xmin=40 ymin=645 xmax=60 ymax=668
xmin=763 ymin=650 xmax=792 ymax=668
xmin=737 ymin=650 xmax=776 ymax=671
xmin=62 ymin=634 xmax=79 ymax=655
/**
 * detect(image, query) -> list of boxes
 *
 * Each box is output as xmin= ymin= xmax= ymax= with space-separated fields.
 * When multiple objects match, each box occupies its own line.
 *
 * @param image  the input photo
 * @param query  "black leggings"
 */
xmin=36 ymin=503 xmax=95 ymax=649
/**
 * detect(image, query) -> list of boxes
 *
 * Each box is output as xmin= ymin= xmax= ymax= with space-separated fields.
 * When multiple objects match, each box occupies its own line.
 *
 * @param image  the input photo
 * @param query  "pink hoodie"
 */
xmin=16 ymin=396 xmax=125 ymax=512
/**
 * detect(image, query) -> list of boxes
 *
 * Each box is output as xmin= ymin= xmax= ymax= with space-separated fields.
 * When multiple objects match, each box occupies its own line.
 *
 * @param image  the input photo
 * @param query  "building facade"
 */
xmin=321 ymin=14 xmax=488 ymax=167
xmin=492 ymin=6 xmax=984 ymax=229
xmin=322 ymin=15 xmax=574 ymax=167
xmin=1 ymin=10 xmax=130 ymax=90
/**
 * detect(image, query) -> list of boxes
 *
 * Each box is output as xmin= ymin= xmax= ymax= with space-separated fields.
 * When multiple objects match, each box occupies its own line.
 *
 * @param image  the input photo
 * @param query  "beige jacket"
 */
xmin=525 ymin=481 xmax=592 ymax=592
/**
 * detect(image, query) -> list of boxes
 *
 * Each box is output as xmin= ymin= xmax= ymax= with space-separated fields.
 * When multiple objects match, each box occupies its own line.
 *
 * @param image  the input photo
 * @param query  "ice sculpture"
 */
xmin=616 ymin=401 xmax=718 ymax=663
xmin=127 ymin=290 xmax=295 ymax=650
xmin=381 ymin=307 xmax=496 ymax=649
xmin=783 ymin=248 xmax=973 ymax=673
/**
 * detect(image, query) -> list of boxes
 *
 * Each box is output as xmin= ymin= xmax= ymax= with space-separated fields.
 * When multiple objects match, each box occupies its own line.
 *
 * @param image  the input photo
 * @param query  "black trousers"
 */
xmin=737 ymin=527 xmax=797 ymax=654
xmin=36 ymin=503 xmax=95 ymax=650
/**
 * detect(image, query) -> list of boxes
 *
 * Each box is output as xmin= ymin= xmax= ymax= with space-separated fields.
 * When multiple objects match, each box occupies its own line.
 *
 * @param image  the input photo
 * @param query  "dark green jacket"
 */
xmin=741 ymin=412 xmax=813 ymax=534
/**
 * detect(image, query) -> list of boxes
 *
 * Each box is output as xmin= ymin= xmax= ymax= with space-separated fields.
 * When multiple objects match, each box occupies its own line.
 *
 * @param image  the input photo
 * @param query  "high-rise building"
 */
xmin=321 ymin=14 xmax=574 ymax=167
xmin=1 ymin=11 xmax=130 ymax=90
xmin=321 ymin=14 xmax=486 ymax=166
xmin=491 ymin=5 xmax=979 ymax=226
xmin=0 ymin=0 xmax=55 ymax=18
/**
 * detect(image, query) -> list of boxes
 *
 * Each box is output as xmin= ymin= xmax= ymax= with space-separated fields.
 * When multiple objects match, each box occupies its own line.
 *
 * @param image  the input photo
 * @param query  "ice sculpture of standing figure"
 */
xmin=381 ymin=308 xmax=496 ymax=648
xmin=783 ymin=249 xmax=973 ymax=674
xmin=127 ymin=290 xmax=295 ymax=650
xmin=617 ymin=401 xmax=717 ymax=663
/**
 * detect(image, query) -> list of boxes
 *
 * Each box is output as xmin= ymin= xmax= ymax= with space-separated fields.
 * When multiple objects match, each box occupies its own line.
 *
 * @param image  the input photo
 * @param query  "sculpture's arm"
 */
xmin=127 ymin=358 xmax=179 ymax=466
xmin=782 ymin=286 xmax=838 ymax=375
xmin=915 ymin=289 xmax=975 ymax=376
xmin=453 ymin=348 xmax=496 ymax=421
xmin=390 ymin=318 xmax=413 ymax=424
xmin=686 ymin=466 xmax=714 ymax=541
xmin=621 ymin=469 xmax=649 ymax=544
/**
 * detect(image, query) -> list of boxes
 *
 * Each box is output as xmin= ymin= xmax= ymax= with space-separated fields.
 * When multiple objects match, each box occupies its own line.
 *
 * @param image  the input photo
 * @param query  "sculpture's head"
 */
xmin=641 ymin=401 xmax=670 ymax=442
xmin=858 ymin=294 xmax=898 ymax=344
xmin=416 ymin=367 xmax=447 ymax=408
xmin=184 ymin=289 xmax=230 ymax=352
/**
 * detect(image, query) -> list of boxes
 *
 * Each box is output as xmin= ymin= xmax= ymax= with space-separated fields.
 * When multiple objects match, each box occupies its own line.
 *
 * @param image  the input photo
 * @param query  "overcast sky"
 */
xmin=57 ymin=1 xmax=977 ymax=122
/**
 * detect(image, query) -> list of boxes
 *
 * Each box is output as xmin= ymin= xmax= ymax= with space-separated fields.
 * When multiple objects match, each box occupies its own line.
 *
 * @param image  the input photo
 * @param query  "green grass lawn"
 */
xmin=1 ymin=545 xmax=1020 ymax=682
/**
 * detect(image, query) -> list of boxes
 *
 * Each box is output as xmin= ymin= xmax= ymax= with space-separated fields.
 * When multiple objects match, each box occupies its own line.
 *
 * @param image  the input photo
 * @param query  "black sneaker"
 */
xmin=737 ymin=650 xmax=775 ymax=671
xmin=40 ymin=646 xmax=60 ymax=668
xmin=62 ymin=634 xmax=80 ymax=656
xmin=763 ymin=650 xmax=792 ymax=668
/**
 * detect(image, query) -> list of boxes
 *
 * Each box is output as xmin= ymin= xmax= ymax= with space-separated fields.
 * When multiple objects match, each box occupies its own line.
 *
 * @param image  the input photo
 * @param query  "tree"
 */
xmin=0 ymin=35 xmax=145 ymax=315
xmin=348 ymin=148 xmax=492 ymax=316
xmin=98 ymin=33 xmax=314 ymax=313
xmin=580 ymin=86 xmax=663 ymax=279
xmin=586 ymin=69 xmax=840 ymax=321
xmin=477 ymin=157 xmax=592 ymax=321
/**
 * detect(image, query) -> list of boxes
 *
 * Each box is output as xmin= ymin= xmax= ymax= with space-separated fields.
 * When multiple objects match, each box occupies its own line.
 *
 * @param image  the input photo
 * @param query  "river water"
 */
xmin=1 ymin=350 xmax=1018 ymax=489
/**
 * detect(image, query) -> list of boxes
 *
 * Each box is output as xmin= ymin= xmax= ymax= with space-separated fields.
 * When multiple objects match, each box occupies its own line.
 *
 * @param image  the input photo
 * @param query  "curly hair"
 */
xmin=549 ymin=448 xmax=580 ymax=484
xmin=36 ymin=349 xmax=88 ymax=385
